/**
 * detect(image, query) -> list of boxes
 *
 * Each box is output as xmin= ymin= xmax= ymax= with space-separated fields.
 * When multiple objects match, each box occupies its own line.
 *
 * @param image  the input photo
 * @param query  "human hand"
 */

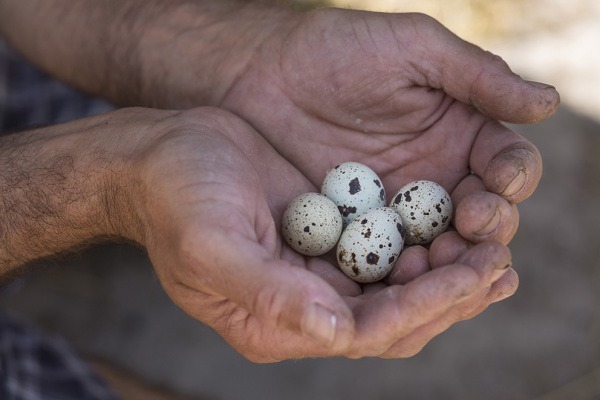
xmin=214 ymin=11 xmax=559 ymax=337
xmin=127 ymin=107 xmax=517 ymax=361
xmin=0 ymin=4 xmax=538 ymax=360
xmin=219 ymin=8 xmax=559 ymax=247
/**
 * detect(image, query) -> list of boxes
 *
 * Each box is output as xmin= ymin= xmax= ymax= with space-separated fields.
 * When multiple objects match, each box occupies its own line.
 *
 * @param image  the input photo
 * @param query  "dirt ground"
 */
xmin=1 ymin=1 xmax=599 ymax=399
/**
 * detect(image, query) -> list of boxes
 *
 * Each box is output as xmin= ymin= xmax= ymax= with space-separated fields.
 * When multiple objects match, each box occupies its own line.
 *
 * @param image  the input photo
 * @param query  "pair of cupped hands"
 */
xmin=112 ymin=9 xmax=559 ymax=362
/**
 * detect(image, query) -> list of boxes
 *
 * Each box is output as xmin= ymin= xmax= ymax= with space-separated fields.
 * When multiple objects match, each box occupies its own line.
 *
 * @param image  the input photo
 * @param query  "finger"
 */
xmin=455 ymin=240 xmax=512 ymax=283
xmin=491 ymin=267 xmax=519 ymax=302
xmin=348 ymin=264 xmax=479 ymax=357
xmin=410 ymin=14 xmax=560 ymax=123
xmin=446 ymin=267 xmax=518 ymax=322
xmin=428 ymin=230 xmax=471 ymax=269
xmin=392 ymin=268 xmax=518 ymax=359
xmin=452 ymin=175 xmax=519 ymax=244
xmin=469 ymin=120 xmax=543 ymax=203
xmin=380 ymin=288 xmax=489 ymax=358
xmin=462 ymin=268 xmax=519 ymax=320
xmin=385 ymin=245 xmax=430 ymax=285
xmin=379 ymin=242 xmax=514 ymax=358
xmin=172 ymin=227 xmax=356 ymax=354
xmin=362 ymin=281 xmax=388 ymax=296
xmin=305 ymin=256 xmax=362 ymax=297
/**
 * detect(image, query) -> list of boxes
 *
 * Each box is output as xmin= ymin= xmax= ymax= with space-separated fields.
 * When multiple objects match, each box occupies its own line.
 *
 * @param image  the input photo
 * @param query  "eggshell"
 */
xmin=390 ymin=180 xmax=453 ymax=245
xmin=282 ymin=193 xmax=343 ymax=256
xmin=337 ymin=207 xmax=405 ymax=283
xmin=321 ymin=162 xmax=386 ymax=227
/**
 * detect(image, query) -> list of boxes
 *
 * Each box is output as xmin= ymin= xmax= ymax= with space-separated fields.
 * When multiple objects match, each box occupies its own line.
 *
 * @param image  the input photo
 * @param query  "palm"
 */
xmin=139 ymin=109 xmax=514 ymax=362
xmin=220 ymin=9 xmax=559 ymax=248
xmin=139 ymin=111 xmax=359 ymax=361
xmin=223 ymin=11 xmax=477 ymax=191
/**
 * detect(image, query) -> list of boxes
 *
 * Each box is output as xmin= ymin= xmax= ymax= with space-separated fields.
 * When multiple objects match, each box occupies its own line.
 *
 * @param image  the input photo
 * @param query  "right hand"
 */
xmin=109 ymin=106 xmax=516 ymax=361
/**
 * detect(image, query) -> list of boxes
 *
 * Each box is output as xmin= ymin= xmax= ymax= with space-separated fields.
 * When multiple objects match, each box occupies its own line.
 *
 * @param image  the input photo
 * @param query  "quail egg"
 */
xmin=321 ymin=162 xmax=386 ymax=227
xmin=337 ymin=207 xmax=405 ymax=283
xmin=390 ymin=180 xmax=453 ymax=245
xmin=282 ymin=193 xmax=343 ymax=256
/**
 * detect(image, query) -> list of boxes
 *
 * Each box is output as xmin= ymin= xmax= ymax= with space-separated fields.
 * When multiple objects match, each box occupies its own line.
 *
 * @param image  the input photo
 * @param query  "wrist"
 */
xmin=136 ymin=1 xmax=297 ymax=108
xmin=0 ymin=108 xmax=176 ymax=273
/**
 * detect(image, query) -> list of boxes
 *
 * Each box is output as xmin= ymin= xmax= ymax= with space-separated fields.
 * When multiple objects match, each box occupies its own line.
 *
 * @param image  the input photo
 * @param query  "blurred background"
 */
xmin=1 ymin=0 xmax=599 ymax=399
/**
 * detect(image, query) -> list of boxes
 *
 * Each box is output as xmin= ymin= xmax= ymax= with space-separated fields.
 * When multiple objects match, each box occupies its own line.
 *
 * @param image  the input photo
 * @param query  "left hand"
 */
xmin=211 ymin=9 xmax=559 ymax=357
xmin=219 ymin=8 xmax=559 ymax=247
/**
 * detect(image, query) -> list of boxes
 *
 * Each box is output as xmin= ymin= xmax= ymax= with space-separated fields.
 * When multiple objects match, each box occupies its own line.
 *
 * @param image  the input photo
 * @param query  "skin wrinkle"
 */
xmin=463 ymin=57 xmax=489 ymax=113
xmin=205 ymin=3 xmax=295 ymax=107
xmin=377 ymin=106 xmax=478 ymax=186
xmin=403 ymin=94 xmax=455 ymax=135
xmin=349 ymin=15 xmax=371 ymax=59
xmin=275 ymin=16 xmax=459 ymax=139
xmin=386 ymin=16 xmax=415 ymax=68
xmin=405 ymin=14 xmax=446 ymax=85
xmin=466 ymin=117 xmax=492 ymax=178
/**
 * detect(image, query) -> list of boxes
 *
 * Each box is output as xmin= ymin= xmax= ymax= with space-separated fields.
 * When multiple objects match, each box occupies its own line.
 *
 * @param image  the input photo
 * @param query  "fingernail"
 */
xmin=302 ymin=303 xmax=337 ymax=347
xmin=526 ymin=80 xmax=556 ymax=90
xmin=491 ymin=262 xmax=512 ymax=282
xmin=475 ymin=207 xmax=501 ymax=237
xmin=501 ymin=169 xmax=526 ymax=198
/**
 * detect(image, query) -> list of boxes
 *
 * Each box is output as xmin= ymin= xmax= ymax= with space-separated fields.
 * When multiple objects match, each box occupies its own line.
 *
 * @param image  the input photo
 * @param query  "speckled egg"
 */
xmin=321 ymin=162 xmax=386 ymax=227
xmin=282 ymin=193 xmax=343 ymax=256
xmin=337 ymin=207 xmax=405 ymax=283
xmin=390 ymin=180 xmax=453 ymax=246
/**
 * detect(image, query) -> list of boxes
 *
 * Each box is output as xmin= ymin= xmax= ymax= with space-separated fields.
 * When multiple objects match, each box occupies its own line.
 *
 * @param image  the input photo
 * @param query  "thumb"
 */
xmin=182 ymin=227 xmax=355 ymax=354
xmin=410 ymin=14 xmax=560 ymax=123
xmin=239 ymin=256 xmax=355 ymax=351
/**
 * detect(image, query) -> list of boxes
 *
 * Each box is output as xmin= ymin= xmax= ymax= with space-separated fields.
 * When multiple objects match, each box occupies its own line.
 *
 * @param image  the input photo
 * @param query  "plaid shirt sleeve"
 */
xmin=0 ymin=313 xmax=119 ymax=400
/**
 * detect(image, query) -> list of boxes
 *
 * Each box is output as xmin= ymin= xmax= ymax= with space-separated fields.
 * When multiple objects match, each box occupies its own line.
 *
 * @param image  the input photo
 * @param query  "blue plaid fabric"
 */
xmin=0 ymin=314 xmax=118 ymax=400
xmin=0 ymin=38 xmax=118 ymax=399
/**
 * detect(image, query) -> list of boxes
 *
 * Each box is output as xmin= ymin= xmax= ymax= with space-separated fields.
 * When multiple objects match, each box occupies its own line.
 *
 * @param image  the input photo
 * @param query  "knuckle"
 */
xmin=252 ymin=285 xmax=286 ymax=328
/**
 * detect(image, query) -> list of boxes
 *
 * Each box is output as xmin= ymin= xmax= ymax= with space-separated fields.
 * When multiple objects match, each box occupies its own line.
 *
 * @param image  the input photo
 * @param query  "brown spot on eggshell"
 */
xmin=397 ymin=223 xmax=406 ymax=239
xmin=338 ymin=248 xmax=346 ymax=262
xmin=338 ymin=205 xmax=357 ymax=217
xmin=349 ymin=177 xmax=361 ymax=195
xmin=366 ymin=252 xmax=380 ymax=265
